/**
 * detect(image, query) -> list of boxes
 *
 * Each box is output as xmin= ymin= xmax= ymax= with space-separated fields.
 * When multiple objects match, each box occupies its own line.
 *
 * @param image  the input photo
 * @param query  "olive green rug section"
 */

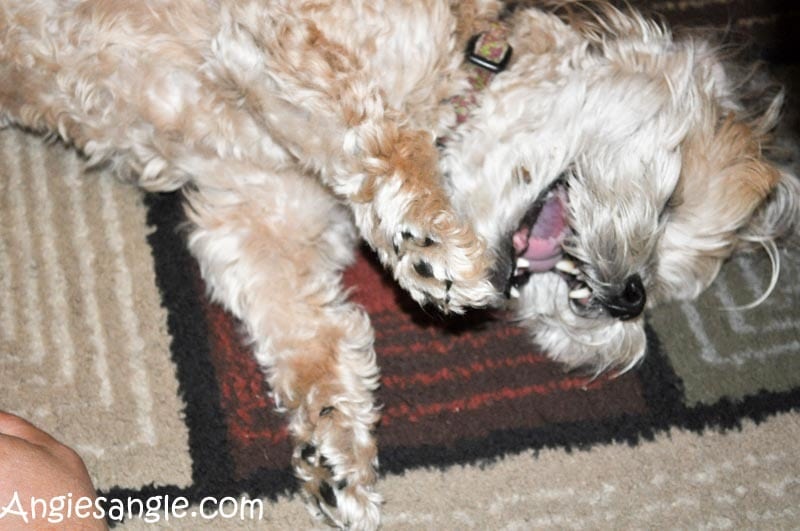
xmin=650 ymin=248 xmax=800 ymax=406
xmin=0 ymin=130 xmax=192 ymax=491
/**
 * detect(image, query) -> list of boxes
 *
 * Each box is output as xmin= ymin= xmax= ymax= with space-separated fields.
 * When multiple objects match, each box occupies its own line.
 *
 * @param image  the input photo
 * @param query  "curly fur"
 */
xmin=1 ymin=1 xmax=796 ymax=528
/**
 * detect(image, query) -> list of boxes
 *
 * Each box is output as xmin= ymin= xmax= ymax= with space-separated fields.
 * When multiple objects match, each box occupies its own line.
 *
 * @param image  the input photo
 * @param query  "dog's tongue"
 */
xmin=512 ymin=188 xmax=568 ymax=272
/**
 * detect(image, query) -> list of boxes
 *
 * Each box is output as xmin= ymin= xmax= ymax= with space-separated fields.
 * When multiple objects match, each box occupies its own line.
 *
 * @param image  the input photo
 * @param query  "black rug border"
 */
xmin=104 ymin=190 xmax=800 ymax=507
xmin=139 ymin=192 xmax=237 ymax=494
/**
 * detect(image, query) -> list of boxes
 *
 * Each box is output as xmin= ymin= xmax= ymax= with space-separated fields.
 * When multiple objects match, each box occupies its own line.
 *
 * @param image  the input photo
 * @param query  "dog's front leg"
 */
xmin=334 ymin=123 xmax=500 ymax=314
xmin=260 ymin=100 xmax=499 ymax=314
xmin=211 ymin=14 xmax=499 ymax=314
xmin=183 ymin=176 xmax=382 ymax=530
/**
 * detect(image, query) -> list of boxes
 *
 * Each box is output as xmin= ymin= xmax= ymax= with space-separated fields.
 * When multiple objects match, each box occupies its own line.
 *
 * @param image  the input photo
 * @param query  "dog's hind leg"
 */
xmin=184 ymin=171 xmax=382 ymax=530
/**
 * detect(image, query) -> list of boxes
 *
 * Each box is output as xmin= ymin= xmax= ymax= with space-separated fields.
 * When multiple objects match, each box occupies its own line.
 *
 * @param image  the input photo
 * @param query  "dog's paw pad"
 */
xmin=315 ymin=478 xmax=351 ymax=510
xmin=295 ymin=442 xmax=378 ymax=529
xmin=318 ymin=481 xmax=338 ymax=508
xmin=395 ymin=240 xmax=486 ymax=312
xmin=413 ymin=260 xmax=435 ymax=278
xmin=400 ymin=230 xmax=435 ymax=247
xmin=394 ymin=230 xmax=437 ymax=259
xmin=384 ymin=219 xmax=498 ymax=313
xmin=300 ymin=443 xmax=317 ymax=464
xmin=292 ymin=398 xmax=381 ymax=528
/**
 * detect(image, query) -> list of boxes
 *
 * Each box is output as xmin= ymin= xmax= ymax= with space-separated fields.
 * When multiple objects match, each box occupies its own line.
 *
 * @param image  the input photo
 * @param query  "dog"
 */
xmin=1 ymin=1 xmax=797 ymax=529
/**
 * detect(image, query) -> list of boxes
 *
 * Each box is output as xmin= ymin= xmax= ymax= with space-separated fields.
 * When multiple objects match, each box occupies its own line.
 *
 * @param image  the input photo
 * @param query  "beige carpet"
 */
xmin=122 ymin=413 xmax=800 ymax=529
xmin=0 ymin=131 xmax=192 ymax=492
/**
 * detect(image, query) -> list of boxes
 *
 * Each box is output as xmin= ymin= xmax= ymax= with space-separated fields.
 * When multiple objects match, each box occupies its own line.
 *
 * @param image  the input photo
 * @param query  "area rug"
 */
xmin=1 ymin=1 xmax=799 ymax=529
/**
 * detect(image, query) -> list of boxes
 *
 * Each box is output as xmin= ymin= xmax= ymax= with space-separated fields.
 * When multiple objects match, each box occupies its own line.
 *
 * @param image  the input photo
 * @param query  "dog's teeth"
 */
xmin=556 ymin=259 xmax=579 ymax=275
xmin=509 ymin=286 xmax=521 ymax=299
xmin=568 ymin=287 xmax=591 ymax=300
xmin=516 ymin=257 xmax=531 ymax=270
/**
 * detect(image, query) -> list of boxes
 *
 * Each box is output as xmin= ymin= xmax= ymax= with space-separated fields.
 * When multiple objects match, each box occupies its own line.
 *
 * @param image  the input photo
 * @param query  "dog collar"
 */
xmin=450 ymin=21 xmax=513 ymax=126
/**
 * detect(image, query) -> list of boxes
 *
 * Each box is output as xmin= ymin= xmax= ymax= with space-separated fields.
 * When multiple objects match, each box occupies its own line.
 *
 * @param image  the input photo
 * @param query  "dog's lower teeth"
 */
xmin=516 ymin=257 xmax=531 ymax=270
xmin=568 ymin=287 xmax=591 ymax=300
xmin=556 ymin=259 xmax=579 ymax=275
xmin=510 ymin=286 xmax=521 ymax=299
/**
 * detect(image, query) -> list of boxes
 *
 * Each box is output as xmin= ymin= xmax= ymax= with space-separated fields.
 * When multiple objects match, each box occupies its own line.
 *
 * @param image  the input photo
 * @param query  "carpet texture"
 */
xmin=1 ymin=1 xmax=800 ymax=529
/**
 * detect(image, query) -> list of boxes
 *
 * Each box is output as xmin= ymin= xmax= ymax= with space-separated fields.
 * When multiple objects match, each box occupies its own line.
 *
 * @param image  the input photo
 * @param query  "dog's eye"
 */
xmin=659 ymin=192 xmax=681 ymax=222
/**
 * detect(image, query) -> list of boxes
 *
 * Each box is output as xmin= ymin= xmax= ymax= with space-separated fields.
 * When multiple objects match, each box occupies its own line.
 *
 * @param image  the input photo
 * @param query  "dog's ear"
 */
xmin=680 ymin=113 xmax=782 ymax=237
xmin=738 ymin=167 xmax=800 ymax=247
xmin=656 ymin=107 xmax=795 ymax=300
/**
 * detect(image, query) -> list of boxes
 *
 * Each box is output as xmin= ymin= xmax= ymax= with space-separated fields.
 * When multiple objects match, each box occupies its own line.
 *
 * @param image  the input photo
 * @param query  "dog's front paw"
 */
xmin=349 ymin=129 xmax=498 ymax=313
xmin=388 ymin=211 xmax=497 ymax=313
xmin=292 ymin=404 xmax=381 ymax=531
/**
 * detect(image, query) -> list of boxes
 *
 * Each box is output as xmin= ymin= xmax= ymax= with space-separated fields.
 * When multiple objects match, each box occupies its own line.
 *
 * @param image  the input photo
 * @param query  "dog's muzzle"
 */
xmin=500 ymin=176 xmax=648 ymax=322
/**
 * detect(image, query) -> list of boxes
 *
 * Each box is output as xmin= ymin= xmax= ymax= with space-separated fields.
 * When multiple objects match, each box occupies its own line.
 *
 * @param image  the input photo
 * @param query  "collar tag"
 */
xmin=438 ymin=22 xmax=513 ymax=143
xmin=466 ymin=25 xmax=513 ymax=73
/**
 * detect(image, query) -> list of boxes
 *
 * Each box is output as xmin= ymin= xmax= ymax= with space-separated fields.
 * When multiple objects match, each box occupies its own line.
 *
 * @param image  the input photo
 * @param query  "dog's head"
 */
xmin=445 ymin=5 xmax=798 ymax=371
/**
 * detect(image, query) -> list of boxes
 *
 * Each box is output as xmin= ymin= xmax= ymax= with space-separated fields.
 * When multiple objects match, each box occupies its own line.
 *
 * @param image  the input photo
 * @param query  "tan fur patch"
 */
xmin=355 ymin=128 xmax=439 ymax=203
xmin=283 ymin=327 xmax=342 ymax=408
xmin=386 ymin=129 xmax=440 ymax=189
xmin=679 ymin=114 xmax=780 ymax=230
xmin=451 ymin=0 xmax=503 ymax=49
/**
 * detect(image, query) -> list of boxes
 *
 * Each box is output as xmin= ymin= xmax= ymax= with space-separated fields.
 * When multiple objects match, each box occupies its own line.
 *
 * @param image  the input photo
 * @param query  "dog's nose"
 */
xmin=601 ymin=274 xmax=646 ymax=320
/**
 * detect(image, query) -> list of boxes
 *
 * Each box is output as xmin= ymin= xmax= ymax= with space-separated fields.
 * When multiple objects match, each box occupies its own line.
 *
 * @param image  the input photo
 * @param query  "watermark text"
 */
xmin=0 ymin=492 xmax=264 ymax=524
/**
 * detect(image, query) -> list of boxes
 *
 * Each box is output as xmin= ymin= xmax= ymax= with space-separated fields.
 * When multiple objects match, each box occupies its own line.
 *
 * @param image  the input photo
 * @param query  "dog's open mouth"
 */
xmin=508 ymin=181 xmax=594 ymax=313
